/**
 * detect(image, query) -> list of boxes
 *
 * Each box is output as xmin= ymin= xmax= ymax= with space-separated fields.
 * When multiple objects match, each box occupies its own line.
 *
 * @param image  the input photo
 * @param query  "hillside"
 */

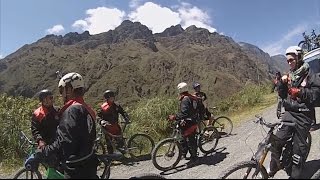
xmin=0 ymin=20 xmax=278 ymax=106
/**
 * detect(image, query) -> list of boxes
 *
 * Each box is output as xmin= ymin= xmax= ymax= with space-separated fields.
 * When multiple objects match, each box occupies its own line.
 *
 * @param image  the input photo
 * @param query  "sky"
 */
xmin=1 ymin=0 xmax=320 ymax=59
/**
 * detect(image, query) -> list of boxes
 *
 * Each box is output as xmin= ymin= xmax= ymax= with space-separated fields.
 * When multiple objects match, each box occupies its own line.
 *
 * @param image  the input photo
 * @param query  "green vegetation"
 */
xmin=0 ymin=82 xmax=276 ymax=172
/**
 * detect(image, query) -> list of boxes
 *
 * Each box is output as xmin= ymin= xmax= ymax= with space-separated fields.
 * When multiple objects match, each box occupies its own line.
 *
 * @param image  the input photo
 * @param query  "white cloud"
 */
xmin=261 ymin=24 xmax=308 ymax=56
xmin=129 ymin=0 xmax=144 ymax=8
xmin=0 ymin=54 xmax=3 ymax=59
xmin=46 ymin=24 xmax=65 ymax=35
xmin=178 ymin=2 xmax=216 ymax=32
xmin=72 ymin=7 xmax=126 ymax=35
xmin=128 ymin=2 xmax=181 ymax=33
xmin=128 ymin=2 xmax=216 ymax=33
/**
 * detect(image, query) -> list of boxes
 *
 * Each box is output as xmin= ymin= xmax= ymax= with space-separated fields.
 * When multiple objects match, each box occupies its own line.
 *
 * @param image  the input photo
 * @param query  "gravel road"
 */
xmin=109 ymin=105 xmax=320 ymax=179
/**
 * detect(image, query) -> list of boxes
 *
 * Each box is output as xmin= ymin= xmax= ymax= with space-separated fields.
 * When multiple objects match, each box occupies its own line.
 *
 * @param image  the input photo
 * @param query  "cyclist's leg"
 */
xmin=290 ymin=123 xmax=311 ymax=179
xmin=205 ymin=108 xmax=213 ymax=126
xmin=105 ymin=134 xmax=114 ymax=154
xmin=269 ymin=113 xmax=295 ymax=177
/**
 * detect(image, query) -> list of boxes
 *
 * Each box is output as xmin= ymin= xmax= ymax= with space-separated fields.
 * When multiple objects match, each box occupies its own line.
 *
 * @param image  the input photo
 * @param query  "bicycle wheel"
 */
xmin=198 ymin=126 xmax=219 ymax=154
xmin=13 ymin=167 xmax=42 ymax=179
xmin=311 ymin=169 xmax=320 ymax=179
xmin=129 ymin=173 xmax=166 ymax=179
xmin=127 ymin=133 xmax=155 ymax=159
xmin=218 ymin=160 xmax=268 ymax=179
xmin=213 ymin=116 xmax=233 ymax=136
xmin=151 ymin=138 xmax=182 ymax=171
xmin=298 ymin=40 xmax=310 ymax=52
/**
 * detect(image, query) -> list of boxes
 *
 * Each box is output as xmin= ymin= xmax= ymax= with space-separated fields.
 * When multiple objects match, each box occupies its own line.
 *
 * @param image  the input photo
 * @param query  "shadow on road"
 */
xmin=112 ymin=154 xmax=152 ymax=166
xmin=160 ymin=147 xmax=229 ymax=176
xmin=301 ymin=159 xmax=320 ymax=179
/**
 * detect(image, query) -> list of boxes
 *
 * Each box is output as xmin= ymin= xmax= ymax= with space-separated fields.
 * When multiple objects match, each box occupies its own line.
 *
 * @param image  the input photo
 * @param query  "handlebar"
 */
xmin=254 ymin=115 xmax=295 ymax=129
xmin=20 ymin=131 xmax=36 ymax=146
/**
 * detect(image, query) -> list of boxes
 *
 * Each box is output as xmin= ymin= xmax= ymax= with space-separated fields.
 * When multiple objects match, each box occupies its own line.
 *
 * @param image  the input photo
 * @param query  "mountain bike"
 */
xmin=206 ymin=107 xmax=233 ymax=136
xmin=13 ymin=131 xmax=122 ymax=179
xmin=218 ymin=115 xmax=311 ymax=179
xmin=151 ymin=119 xmax=220 ymax=171
xmin=98 ymin=120 xmax=155 ymax=160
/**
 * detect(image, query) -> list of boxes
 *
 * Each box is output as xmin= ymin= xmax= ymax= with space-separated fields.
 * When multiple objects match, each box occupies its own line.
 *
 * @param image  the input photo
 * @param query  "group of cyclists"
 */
xmin=27 ymin=44 xmax=320 ymax=179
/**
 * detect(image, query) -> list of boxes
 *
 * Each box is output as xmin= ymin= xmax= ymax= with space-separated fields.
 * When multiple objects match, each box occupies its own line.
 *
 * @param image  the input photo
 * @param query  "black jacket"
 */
xmin=175 ymin=94 xmax=198 ymax=122
xmin=282 ymin=71 xmax=320 ymax=125
xmin=31 ymin=105 xmax=60 ymax=144
xmin=42 ymin=98 xmax=96 ymax=165
xmin=97 ymin=102 xmax=129 ymax=124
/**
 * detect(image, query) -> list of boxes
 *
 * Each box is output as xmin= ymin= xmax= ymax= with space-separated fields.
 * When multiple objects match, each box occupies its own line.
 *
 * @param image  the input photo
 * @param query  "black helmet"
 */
xmin=103 ymin=90 xmax=115 ymax=99
xmin=193 ymin=82 xmax=201 ymax=89
xmin=38 ymin=89 xmax=53 ymax=101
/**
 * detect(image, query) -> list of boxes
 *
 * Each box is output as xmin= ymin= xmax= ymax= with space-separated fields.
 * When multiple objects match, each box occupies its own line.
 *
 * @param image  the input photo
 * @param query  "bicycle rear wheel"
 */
xmin=127 ymin=133 xmax=155 ymax=159
xmin=198 ymin=126 xmax=219 ymax=154
xmin=298 ymin=40 xmax=310 ymax=52
xmin=13 ymin=167 xmax=42 ymax=179
xmin=213 ymin=116 xmax=233 ymax=136
xmin=218 ymin=160 xmax=268 ymax=179
xmin=151 ymin=138 xmax=182 ymax=171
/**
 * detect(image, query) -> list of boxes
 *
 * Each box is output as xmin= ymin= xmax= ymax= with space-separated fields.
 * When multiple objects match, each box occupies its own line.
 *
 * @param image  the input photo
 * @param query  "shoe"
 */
xmin=186 ymin=157 xmax=198 ymax=167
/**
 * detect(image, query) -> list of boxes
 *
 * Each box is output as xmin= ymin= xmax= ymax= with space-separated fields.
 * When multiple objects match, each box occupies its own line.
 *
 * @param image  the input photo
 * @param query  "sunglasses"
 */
xmin=287 ymin=58 xmax=295 ymax=63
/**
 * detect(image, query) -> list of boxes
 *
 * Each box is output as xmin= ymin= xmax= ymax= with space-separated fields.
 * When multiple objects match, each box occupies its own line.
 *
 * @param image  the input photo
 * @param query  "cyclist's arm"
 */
xmin=42 ymin=107 xmax=79 ymax=158
xmin=299 ymin=74 xmax=320 ymax=106
xmin=118 ymin=104 xmax=130 ymax=122
xmin=31 ymin=114 xmax=43 ymax=143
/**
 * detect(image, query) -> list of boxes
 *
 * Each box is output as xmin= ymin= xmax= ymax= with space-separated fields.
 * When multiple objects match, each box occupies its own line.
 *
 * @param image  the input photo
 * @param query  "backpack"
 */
xmin=189 ymin=95 xmax=206 ymax=121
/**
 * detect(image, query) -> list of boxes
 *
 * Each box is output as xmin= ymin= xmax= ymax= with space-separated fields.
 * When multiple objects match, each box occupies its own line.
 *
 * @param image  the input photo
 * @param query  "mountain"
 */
xmin=0 ymin=20 xmax=275 ymax=106
xmin=238 ymin=42 xmax=289 ymax=76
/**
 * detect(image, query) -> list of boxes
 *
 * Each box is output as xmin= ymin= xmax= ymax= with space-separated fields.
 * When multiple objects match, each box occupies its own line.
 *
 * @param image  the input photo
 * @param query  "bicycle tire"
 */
xmin=311 ymin=169 xmax=320 ymax=179
xmin=213 ymin=116 xmax=233 ymax=136
xmin=13 ymin=167 xmax=42 ymax=179
xmin=151 ymin=138 xmax=182 ymax=171
xmin=129 ymin=173 xmax=166 ymax=179
xmin=198 ymin=126 xmax=219 ymax=154
xmin=298 ymin=40 xmax=310 ymax=52
xmin=127 ymin=133 xmax=155 ymax=159
xmin=218 ymin=160 xmax=268 ymax=179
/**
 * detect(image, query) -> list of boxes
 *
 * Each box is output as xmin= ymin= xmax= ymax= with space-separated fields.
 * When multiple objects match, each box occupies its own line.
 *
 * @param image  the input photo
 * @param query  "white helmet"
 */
xmin=285 ymin=46 xmax=302 ymax=56
xmin=58 ymin=72 xmax=84 ymax=89
xmin=177 ymin=82 xmax=188 ymax=93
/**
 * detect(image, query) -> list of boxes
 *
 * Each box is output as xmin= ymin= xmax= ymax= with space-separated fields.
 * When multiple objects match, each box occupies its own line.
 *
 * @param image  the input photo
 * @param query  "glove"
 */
xmin=100 ymin=120 xmax=110 ymax=127
xmin=37 ymin=140 xmax=46 ymax=150
xmin=288 ymin=87 xmax=301 ymax=99
xmin=281 ymin=75 xmax=289 ymax=84
xmin=168 ymin=115 xmax=176 ymax=121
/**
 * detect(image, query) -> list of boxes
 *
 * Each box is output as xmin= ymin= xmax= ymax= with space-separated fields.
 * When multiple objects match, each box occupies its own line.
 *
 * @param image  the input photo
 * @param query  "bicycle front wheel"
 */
xmin=218 ymin=160 xmax=268 ymax=179
xmin=214 ymin=116 xmax=233 ymax=136
xmin=151 ymin=138 xmax=182 ymax=171
xmin=13 ymin=167 xmax=42 ymax=179
xmin=127 ymin=133 xmax=155 ymax=159
xmin=198 ymin=126 xmax=219 ymax=154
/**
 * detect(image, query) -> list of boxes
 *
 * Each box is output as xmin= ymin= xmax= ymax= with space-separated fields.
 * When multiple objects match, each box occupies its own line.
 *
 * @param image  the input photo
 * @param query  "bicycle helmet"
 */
xmin=193 ymin=82 xmax=201 ymax=89
xmin=38 ymin=89 xmax=53 ymax=101
xmin=285 ymin=46 xmax=303 ymax=56
xmin=103 ymin=90 xmax=115 ymax=99
xmin=58 ymin=72 xmax=84 ymax=89
xmin=177 ymin=82 xmax=188 ymax=93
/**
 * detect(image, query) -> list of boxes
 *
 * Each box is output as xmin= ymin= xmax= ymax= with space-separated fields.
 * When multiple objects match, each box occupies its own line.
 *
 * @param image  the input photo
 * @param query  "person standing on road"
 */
xmin=269 ymin=46 xmax=320 ymax=179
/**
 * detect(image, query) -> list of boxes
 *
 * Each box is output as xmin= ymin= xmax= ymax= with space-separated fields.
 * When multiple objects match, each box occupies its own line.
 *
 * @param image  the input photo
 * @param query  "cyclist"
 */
xmin=192 ymin=82 xmax=212 ymax=129
xmin=37 ymin=72 xmax=98 ymax=179
xmin=168 ymin=82 xmax=199 ymax=165
xmin=31 ymin=89 xmax=60 ymax=149
xmin=97 ymin=90 xmax=130 ymax=154
xmin=268 ymin=46 xmax=320 ymax=179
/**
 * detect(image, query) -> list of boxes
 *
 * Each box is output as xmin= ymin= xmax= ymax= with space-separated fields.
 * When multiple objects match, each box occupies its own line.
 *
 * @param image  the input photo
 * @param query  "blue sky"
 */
xmin=1 ymin=0 xmax=320 ymax=59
